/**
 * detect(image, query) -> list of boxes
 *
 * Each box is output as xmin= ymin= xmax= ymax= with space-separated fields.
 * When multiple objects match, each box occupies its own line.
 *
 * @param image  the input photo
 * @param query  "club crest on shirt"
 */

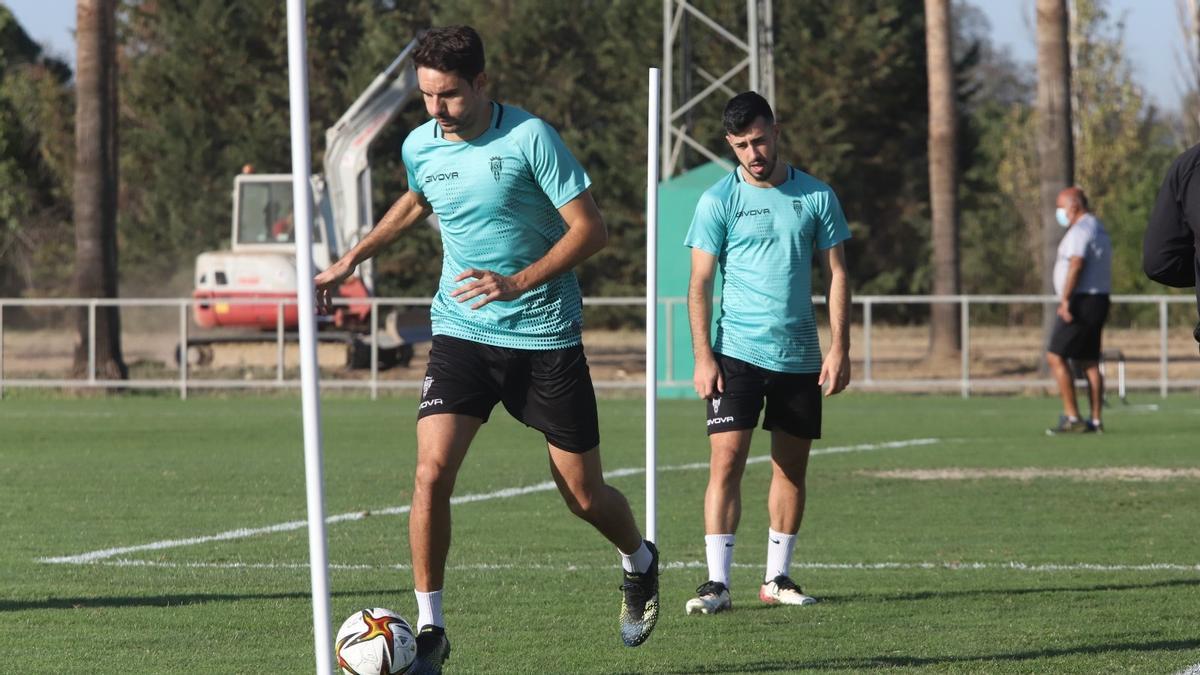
xmin=792 ymin=199 xmax=804 ymax=219
xmin=489 ymin=156 xmax=503 ymax=182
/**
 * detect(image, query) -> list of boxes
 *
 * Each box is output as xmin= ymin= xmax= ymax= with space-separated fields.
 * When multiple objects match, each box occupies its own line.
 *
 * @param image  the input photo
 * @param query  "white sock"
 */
xmin=765 ymin=528 xmax=797 ymax=582
xmin=705 ymin=534 xmax=735 ymax=587
xmin=414 ymin=590 xmax=443 ymax=631
xmin=621 ymin=540 xmax=653 ymax=574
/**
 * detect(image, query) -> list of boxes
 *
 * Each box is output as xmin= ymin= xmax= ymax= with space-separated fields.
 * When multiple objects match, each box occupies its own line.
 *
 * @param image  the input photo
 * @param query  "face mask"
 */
xmin=1055 ymin=208 xmax=1071 ymax=228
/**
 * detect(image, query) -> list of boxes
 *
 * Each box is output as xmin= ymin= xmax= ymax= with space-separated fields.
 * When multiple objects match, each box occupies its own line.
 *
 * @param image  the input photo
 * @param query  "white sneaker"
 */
xmin=759 ymin=575 xmax=817 ymax=606
xmin=685 ymin=580 xmax=732 ymax=615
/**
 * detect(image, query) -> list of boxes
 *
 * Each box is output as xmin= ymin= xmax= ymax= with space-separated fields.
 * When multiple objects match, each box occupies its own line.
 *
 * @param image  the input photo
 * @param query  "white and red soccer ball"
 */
xmin=334 ymin=608 xmax=417 ymax=675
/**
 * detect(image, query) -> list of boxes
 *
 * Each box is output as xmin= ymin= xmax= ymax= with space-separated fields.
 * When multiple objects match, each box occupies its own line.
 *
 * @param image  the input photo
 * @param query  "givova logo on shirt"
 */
xmin=734 ymin=208 xmax=771 ymax=219
xmin=425 ymin=171 xmax=460 ymax=183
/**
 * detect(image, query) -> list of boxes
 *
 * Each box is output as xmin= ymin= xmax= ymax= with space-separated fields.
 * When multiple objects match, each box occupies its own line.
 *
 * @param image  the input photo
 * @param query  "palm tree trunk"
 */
xmin=72 ymin=0 xmax=127 ymax=381
xmin=925 ymin=0 xmax=960 ymax=358
xmin=1036 ymin=0 xmax=1074 ymax=347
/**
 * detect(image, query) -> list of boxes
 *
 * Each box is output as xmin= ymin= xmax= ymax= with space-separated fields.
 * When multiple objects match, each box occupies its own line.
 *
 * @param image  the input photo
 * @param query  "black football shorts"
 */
xmin=417 ymin=335 xmax=600 ymax=453
xmin=703 ymin=353 xmax=822 ymax=440
xmin=1047 ymin=294 xmax=1110 ymax=361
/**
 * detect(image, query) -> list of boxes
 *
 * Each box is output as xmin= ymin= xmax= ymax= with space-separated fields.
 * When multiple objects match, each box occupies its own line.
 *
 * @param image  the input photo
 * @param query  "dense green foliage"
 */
xmin=117 ymin=0 xmax=436 ymax=294
xmin=0 ymin=6 xmax=73 ymax=297
xmin=4 ymin=394 xmax=1200 ymax=671
xmin=0 ymin=0 xmax=1192 ymax=325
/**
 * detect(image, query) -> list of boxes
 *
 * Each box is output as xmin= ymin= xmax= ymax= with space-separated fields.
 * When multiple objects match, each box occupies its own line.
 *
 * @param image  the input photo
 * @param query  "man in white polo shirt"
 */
xmin=1046 ymin=186 xmax=1112 ymax=435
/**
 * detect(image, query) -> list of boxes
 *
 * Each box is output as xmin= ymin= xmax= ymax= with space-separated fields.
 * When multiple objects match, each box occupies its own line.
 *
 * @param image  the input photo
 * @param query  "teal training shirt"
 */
xmin=401 ymin=102 xmax=591 ymax=350
xmin=685 ymin=165 xmax=851 ymax=373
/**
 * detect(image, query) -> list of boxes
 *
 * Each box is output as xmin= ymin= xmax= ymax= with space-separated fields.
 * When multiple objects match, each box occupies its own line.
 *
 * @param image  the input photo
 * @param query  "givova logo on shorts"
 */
xmin=419 ymin=376 xmax=442 ymax=409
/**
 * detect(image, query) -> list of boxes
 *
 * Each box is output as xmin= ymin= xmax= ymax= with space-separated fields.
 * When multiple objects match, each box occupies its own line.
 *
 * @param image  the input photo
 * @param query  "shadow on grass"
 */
xmin=0 ymin=587 xmax=407 ymax=612
xmin=633 ymin=638 xmax=1200 ymax=673
xmin=821 ymin=576 xmax=1200 ymax=604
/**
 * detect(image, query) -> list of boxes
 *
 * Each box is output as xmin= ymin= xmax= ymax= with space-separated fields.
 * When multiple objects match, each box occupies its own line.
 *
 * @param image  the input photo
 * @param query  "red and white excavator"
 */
xmin=187 ymin=40 xmax=425 ymax=368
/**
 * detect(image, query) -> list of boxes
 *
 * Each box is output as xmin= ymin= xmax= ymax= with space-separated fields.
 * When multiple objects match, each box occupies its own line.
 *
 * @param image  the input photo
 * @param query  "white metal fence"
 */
xmin=0 ymin=294 xmax=1196 ymax=399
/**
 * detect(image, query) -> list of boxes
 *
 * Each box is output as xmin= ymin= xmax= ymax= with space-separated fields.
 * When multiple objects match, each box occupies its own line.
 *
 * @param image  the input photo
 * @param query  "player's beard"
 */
xmin=743 ymin=153 xmax=776 ymax=181
xmin=436 ymin=98 xmax=487 ymax=135
xmin=435 ymin=113 xmax=465 ymax=133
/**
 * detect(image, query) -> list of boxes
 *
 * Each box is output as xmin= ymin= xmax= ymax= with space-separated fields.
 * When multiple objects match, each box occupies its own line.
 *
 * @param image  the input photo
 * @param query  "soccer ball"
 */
xmin=334 ymin=607 xmax=417 ymax=675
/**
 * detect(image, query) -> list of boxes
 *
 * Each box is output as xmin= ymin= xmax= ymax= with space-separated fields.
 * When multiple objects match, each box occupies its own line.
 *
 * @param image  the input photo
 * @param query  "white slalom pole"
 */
xmin=285 ymin=2 xmax=333 ymax=673
xmin=645 ymin=68 xmax=661 ymax=544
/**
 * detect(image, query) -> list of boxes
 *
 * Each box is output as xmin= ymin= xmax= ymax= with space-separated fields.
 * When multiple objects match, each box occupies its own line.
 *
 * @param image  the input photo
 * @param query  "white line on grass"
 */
xmin=89 ymin=558 xmax=1200 ymax=574
xmin=1178 ymin=664 xmax=1200 ymax=675
xmin=37 ymin=438 xmax=940 ymax=565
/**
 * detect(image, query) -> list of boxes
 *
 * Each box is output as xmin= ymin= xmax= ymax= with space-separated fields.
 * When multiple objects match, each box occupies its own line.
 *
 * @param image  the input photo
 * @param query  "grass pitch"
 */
xmin=3 ymin=392 xmax=1199 ymax=673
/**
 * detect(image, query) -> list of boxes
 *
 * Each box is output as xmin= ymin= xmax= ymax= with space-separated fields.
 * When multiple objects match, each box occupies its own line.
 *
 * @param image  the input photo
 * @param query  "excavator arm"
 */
xmin=320 ymin=39 xmax=421 ymax=295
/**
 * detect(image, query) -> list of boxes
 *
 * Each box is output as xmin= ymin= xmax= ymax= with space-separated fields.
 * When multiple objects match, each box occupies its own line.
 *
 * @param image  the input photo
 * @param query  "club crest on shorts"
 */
xmin=489 ymin=156 xmax=503 ymax=182
xmin=712 ymin=397 xmax=721 ymax=414
xmin=792 ymin=199 xmax=804 ymax=219
xmin=422 ymin=376 xmax=434 ymax=399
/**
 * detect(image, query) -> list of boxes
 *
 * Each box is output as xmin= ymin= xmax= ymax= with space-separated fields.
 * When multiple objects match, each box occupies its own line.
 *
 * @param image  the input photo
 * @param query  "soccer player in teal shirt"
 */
xmin=315 ymin=26 xmax=659 ymax=670
xmin=683 ymin=92 xmax=851 ymax=616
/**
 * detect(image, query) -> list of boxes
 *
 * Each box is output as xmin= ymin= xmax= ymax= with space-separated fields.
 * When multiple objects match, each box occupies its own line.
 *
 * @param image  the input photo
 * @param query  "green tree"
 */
xmin=991 ymin=0 xmax=1178 ymax=325
xmin=0 ymin=6 xmax=74 ymax=297
xmin=1069 ymin=0 xmax=1178 ymax=305
xmin=117 ymin=0 xmax=433 ymax=293
xmin=955 ymin=2 xmax=1041 ymax=310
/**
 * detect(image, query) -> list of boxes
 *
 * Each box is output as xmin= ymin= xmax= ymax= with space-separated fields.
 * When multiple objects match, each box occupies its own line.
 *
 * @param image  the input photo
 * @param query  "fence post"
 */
xmin=1159 ymin=298 xmax=1169 ymax=399
xmin=277 ymin=302 xmax=286 ymax=384
xmin=179 ymin=302 xmax=189 ymax=400
xmin=88 ymin=300 xmax=97 ymax=385
xmin=370 ymin=301 xmax=379 ymax=401
xmin=960 ymin=297 xmax=970 ymax=399
xmin=863 ymin=299 xmax=873 ymax=384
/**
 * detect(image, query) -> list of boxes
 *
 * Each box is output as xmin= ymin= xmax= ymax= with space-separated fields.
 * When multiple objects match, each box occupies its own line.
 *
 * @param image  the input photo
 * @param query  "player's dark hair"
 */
xmin=413 ymin=25 xmax=486 ymax=82
xmin=723 ymin=91 xmax=774 ymax=135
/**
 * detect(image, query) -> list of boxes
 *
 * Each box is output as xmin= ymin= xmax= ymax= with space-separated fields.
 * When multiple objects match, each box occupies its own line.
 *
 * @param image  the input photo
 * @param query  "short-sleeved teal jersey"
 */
xmin=401 ymin=102 xmax=591 ymax=349
xmin=685 ymin=165 xmax=851 ymax=373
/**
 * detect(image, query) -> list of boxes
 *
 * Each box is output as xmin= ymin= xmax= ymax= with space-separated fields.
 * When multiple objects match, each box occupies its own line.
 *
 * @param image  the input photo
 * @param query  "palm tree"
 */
xmin=1036 ymin=0 xmax=1074 ymax=337
xmin=925 ymin=0 xmax=960 ymax=358
xmin=72 ymin=0 xmax=126 ymax=380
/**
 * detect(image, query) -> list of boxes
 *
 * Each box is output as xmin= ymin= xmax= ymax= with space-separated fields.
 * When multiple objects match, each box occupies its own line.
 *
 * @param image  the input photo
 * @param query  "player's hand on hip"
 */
xmin=1056 ymin=299 xmax=1073 ymax=323
xmin=819 ymin=349 xmax=850 ymax=397
xmin=693 ymin=354 xmax=724 ymax=399
xmin=451 ymin=268 xmax=520 ymax=309
xmin=313 ymin=259 xmax=353 ymax=315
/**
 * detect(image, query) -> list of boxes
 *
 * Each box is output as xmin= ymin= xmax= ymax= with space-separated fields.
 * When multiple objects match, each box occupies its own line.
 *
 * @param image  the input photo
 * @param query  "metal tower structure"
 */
xmin=661 ymin=0 xmax=774 ymax=178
